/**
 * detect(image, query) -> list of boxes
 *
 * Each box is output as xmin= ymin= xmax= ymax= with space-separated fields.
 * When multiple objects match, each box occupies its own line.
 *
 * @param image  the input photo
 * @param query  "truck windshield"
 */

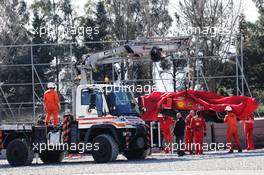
xmin=104 ymin=87 xmax=140 ymax=116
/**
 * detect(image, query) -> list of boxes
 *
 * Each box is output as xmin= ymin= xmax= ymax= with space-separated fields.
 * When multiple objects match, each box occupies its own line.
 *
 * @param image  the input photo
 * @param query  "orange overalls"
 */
xmin=190 ymin=116 xmax=206 ymax=155
xmin=43 ymin=89 xmax=60 ymax=125
xmin=224 ymin=112 xmax=242 ymax=151
xmin=159 ymin=116 xmax=175 ymax=153
xmin=185 ymin=114 xmax=193 ymax=153
xmin=244 ymin=115 xmax=254 ymax=150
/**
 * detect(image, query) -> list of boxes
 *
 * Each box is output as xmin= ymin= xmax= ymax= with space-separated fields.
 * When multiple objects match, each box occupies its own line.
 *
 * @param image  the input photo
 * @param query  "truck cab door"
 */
xmin=76 ymin=88 xmax=108 ymax=119
xmin=76 ymin=88 xmax=97 ymax=118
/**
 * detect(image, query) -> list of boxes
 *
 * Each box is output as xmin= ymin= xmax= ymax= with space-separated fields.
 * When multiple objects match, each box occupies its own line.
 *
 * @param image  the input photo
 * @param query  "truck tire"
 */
xmin=39 ymin=151 xmax=65 ymax=164
xmin=124 ymin=148 xmax=150 ymax=160
xmin=6 ymin=138 xmax=34 ymax=167
xmin=92 ymin=134 xmax=119 ymax=163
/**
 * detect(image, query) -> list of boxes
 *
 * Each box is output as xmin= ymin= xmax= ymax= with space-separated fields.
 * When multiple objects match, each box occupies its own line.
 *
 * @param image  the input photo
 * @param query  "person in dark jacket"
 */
xmin=174 ymin=112 xmax=186 ymax=156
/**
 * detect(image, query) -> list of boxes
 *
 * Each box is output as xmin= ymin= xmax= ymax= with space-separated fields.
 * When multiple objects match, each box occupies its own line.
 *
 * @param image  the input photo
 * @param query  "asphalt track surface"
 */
xmin=0 ymin=149 xmax=264 ymax=175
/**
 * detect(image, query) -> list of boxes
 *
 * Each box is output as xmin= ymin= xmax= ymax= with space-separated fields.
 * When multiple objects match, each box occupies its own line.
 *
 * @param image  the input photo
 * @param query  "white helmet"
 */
xmin=47 ymin=82 xmax=56 ymax=89
xmin=225 ymin=106 xmax=232 ymax=111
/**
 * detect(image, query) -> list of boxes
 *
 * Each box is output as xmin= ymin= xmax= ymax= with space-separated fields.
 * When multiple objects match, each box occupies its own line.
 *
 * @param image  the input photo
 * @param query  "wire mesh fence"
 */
xmin=0 ymin=40 xmax=262 ymax=123
xmin=0 ymin=43 xmax=75 ymax=123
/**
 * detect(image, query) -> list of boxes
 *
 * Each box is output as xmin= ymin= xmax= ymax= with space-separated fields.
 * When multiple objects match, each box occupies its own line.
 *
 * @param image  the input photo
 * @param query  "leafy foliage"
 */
xmin=178 ymin=0 xmax=241 ymax=92
xmin=244 ymin=8 xmax=264 ymax=96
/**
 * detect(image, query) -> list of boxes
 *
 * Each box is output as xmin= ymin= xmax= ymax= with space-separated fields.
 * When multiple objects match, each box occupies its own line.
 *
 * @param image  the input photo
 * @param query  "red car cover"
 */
xmin=141 ymin=90 xmax=258 ymax=121
xmin=140 ymin=90 xmax=258 ymax=143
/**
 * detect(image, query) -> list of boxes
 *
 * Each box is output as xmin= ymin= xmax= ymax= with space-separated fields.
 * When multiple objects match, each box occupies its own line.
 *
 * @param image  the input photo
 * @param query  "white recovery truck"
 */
xmin=0 ymin=37 xmax=190 ymax=166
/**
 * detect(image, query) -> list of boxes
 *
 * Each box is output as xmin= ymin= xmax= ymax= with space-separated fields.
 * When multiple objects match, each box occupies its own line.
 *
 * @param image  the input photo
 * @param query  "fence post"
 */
xmin=31 ymin=45 xmax=36 ymax=121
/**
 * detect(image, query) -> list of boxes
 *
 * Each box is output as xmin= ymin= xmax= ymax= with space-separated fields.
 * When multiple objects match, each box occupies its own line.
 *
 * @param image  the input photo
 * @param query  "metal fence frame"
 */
xmin=0 ymin=38 xmax=258 ymax=122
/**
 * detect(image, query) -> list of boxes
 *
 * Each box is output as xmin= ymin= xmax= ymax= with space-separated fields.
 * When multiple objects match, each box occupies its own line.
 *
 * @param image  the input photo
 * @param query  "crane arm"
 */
xmin=76 ymin=37 xmax=191 ymax=84
xmin=82 ymin=37 xmax=191 ymax=68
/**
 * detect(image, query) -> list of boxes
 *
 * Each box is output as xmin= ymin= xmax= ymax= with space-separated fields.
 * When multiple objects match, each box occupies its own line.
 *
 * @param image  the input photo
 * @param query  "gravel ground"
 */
xmin=1 ymin=149 xmax=264 ymax=175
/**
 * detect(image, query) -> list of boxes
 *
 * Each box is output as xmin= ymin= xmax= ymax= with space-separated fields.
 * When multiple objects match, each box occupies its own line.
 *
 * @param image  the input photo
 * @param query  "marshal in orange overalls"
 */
xmin=159 ymin=115 xmax=175 ymax=153
xmin=243 ymin=114 xmax=254 ymax=150
xmin=190 ymin=115 xmax=206 ymax=155
xmin=224 ymin=112 xmax=242 ymax=152
xmin=185 ymin=111 xmax=194 ymax=154
xmin=43 ymin=89 xmax=60 ymax=125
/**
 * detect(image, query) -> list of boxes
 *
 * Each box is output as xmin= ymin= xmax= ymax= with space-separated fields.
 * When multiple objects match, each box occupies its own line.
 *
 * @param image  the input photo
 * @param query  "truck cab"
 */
xmin=76 ymin=85 xmax=139 ymax=118
xmin=74 ymin=84 xmax=145 ymax=128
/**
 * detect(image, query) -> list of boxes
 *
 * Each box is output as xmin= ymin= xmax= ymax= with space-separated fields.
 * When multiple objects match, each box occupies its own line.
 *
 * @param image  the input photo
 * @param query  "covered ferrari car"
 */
xmin=138 ymin=90 xmax=258 ymax=143
xmin=139 ymin=90 xmax=258 ymax=121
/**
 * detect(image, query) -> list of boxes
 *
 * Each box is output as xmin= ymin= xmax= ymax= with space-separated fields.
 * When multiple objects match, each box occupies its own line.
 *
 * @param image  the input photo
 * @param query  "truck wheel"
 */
xmin=39 ymin=151 xmax=65 ymax=164
xmin=6 ymin=138 xmax=34 ymax=167
xmin=92 ymin=134 xmax=119 ymax=163
xmin=124 ymin=148 xmax=150 ymax=160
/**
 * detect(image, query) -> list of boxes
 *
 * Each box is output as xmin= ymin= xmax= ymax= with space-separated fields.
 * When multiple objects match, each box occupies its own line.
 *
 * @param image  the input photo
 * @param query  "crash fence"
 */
xmin=0 ymin=40 xmax=261 ymax=123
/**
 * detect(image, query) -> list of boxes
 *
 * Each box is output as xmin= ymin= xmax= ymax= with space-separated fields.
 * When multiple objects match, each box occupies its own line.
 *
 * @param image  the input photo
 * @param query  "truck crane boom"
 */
xmin=77 ymin=37 xmax=191 ymax=84
xmin=82 ymin=37 xmax=191 ymax=68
